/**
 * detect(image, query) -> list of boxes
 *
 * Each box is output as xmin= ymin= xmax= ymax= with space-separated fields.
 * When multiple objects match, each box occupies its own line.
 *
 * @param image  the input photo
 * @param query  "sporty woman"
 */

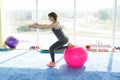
xmin=29 ymin=12 xmax=73 ymax=67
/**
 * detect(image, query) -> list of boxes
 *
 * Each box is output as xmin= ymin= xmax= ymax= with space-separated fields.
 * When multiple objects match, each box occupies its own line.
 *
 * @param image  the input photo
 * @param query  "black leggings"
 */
xmin=49 ymin=40 xmax=68 ymax=62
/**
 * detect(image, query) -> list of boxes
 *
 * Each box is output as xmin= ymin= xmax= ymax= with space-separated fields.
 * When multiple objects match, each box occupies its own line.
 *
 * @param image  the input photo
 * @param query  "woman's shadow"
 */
xmin=41 ymin=64 xmax=86 ymax=80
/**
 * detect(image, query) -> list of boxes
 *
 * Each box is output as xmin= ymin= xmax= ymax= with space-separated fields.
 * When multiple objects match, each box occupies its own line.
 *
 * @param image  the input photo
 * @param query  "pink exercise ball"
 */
xmin=64 ymin=47 xmax=88 ymax=67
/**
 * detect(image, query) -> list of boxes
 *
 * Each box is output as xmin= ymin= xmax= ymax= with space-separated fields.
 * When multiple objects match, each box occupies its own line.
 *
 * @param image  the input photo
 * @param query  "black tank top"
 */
xmin=52 ymin=27 xmax=68 ymax=41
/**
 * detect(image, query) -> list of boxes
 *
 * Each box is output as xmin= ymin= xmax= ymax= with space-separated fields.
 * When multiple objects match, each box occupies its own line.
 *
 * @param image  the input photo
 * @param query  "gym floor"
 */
xmin=0 ymin=50 xmax=120 ymax=80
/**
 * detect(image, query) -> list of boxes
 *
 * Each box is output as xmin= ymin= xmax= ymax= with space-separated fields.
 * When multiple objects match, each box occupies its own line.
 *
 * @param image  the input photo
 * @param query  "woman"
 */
xmin=29 ymin=12 xmax=74 ymax=67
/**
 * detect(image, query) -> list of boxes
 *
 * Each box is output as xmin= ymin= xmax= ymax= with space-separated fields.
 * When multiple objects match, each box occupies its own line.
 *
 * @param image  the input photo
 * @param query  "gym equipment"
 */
xmin=86 ymin=45 xmax=91 ymax=50
xmin=85 ymin=45 xmax=112 ymax=52
xmin=64 ymin=47 xmax=88 ymax=67
xmin=30 ymin=46 xmax=40 ymax=50
xmin=0 ymin=48 xmax=10 ymax=52
xmin=5 ymin=36 xmax=19 ymax=48
xmin=39 ymin=49 xmax=64 ymax=53
xmin=114 ymin=46 xmax=120 ymax=50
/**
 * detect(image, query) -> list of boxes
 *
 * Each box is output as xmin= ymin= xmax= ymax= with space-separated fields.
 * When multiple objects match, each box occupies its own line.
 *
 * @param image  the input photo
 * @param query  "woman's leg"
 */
xmin=49 ymin=41 xmax=68 ymax=62
xmin=56 ymin=45 xmax=68 ymax=50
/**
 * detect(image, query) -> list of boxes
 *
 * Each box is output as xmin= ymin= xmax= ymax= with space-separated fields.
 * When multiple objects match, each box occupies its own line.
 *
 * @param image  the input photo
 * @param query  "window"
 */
xmin=37 ymin=0 xmax=74 ymax=49
xmin=76 ymin=0 xmax=114 ymax=47
xmin=2 ymin=0 xmax=119 ymax=50
xmin=3 ymin=0 xmax=74 ymax=49
xmin=115 ymin=0 xmax=120 ymax=46
xmin=3 ymin=0 xmax=37 ymax=49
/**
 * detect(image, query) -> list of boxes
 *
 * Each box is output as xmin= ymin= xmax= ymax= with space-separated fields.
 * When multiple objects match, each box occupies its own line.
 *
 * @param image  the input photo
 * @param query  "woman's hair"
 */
xmin=48 ymin=12 xmax=58 ymax=22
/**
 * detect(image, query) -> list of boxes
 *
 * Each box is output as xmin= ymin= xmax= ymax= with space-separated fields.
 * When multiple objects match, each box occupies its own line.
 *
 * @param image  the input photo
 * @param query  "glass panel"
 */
xmin=38 ymin=0 xmax=74 ymax=49
xmin=3 ymin=0 xmax=37 ymax=49
xmin=76 ymin=0 xmax=114 ymax=50
xmin=115 ymin=0 xmax=120 ymax=49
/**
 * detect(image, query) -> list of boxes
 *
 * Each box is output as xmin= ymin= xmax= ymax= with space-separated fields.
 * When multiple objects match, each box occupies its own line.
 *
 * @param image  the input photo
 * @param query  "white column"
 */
xmin=0 ymin=0 xmax=2 ymax=48
xmin=74 ymin=0 xmax=76 ymax=44
xmin=0 ymin=0 xmax=6 ymax=48
xmin=112 ymin=0 xmax=117 ymax=49
xmin=36 ymin=0 xmax=39 ymax=46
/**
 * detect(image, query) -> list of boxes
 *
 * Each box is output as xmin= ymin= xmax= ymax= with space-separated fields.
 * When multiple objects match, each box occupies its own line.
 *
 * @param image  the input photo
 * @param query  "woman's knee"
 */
xmin=65 ymin=37 xmax=69 ymax=43
xmin=64 ymin=39 xmax=69 ymax=44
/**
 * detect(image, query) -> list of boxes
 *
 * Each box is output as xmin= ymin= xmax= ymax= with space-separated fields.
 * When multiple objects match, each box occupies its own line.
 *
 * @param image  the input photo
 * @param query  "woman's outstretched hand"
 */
xmin=28 ymin=24 xmax=34 ymax=28
xmin=28 ymin=23 xmax=39 ymax=28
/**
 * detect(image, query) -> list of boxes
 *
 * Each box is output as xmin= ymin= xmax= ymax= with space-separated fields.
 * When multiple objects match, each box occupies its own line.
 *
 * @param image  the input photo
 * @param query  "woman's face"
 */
xmin=49 ymin=16 xmax=55 ymax=22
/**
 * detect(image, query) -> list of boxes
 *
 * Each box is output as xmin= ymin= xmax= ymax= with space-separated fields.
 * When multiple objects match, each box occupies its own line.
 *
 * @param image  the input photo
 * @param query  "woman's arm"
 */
xmin=29 ymin=23 xmax=59 ymax=29
xmin=36 ymin=24 xmax=54 ymax=29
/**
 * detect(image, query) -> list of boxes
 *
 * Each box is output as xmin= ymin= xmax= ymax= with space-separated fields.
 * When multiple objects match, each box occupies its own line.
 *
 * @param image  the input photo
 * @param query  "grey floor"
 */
xmin=0 ymin=50 xmax=120 ymax=80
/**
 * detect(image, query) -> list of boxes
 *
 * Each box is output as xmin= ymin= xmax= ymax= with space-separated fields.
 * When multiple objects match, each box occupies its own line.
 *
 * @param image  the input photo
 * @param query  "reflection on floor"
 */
xmin=0 ymin=50 xmax=120 ymax=80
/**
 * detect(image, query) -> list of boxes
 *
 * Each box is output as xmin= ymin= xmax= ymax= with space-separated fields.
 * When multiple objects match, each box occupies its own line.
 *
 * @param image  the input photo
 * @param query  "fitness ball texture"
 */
xmin=64 ymin=47 xmax=88 ymax=67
